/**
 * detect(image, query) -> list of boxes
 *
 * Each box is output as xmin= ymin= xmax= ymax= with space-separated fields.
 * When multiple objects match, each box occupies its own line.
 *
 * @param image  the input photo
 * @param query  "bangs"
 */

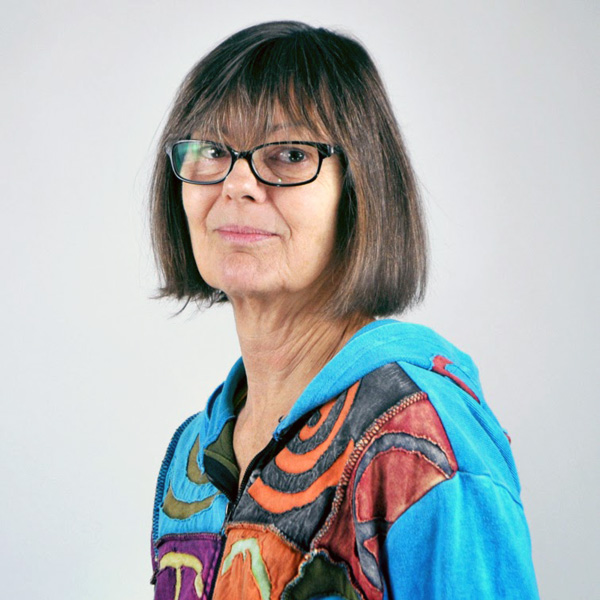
xmin=177 ymin=33 xmax=346 ymax=148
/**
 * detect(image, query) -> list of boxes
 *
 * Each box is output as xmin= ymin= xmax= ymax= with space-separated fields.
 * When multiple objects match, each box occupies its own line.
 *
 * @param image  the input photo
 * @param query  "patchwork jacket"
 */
xmin=150 ymin=320 xmax=539 ymax=599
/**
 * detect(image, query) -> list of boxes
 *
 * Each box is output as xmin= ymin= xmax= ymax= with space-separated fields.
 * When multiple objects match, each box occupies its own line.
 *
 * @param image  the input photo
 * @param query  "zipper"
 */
xmin=224 ymin=413 xmax=310 ymax=523
xmin=219 ymin=406 xmax=323 ymax=528
xmin=224 ymin=436 xmax=281 ymax=524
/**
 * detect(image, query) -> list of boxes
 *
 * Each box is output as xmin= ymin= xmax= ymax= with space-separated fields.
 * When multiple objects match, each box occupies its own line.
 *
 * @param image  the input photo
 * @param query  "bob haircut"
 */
xmin=150 ymin=20 xmax=428 ymax=318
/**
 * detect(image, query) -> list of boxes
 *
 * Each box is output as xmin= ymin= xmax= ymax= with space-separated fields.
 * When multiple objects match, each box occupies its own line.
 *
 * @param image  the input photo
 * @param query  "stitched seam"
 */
xmin=353 ymin=445 xmax=452 ymax=521
xmin=156 ymin=532 xmax=223 ymax=546
xmin=281 ymin=549 xmax=366 ymax=600
xmin=364 ymin=430 xmax=455 ymax=476
xmin=404 ymin=380 xmax=460 ymax=473
xmin=206 ymin=541 xmax=222 ymax=598
xmin=311 ymin=391 xmax=427 ymax=547
xmin=408 ymin=362 xmax=518 ymax=491
xmin=225 ymin=522 xmax=305 ymax=554
xmin=452 ymin=470 xmax=525 ymax=508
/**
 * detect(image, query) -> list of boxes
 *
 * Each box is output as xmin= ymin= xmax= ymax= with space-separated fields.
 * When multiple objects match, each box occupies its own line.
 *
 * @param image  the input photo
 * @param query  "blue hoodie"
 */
xmin=151 ymin=320 xmax=539 ymax=599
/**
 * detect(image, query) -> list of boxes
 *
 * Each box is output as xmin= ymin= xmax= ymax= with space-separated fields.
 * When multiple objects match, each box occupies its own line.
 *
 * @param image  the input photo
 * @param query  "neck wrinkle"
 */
xmin=232 ymin=301 xmax=372 ymax=425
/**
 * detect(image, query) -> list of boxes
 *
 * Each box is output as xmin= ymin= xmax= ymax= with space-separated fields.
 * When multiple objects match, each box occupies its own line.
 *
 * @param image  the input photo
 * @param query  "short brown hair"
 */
xmin=150 ymin=21 xmax=427 ymax=318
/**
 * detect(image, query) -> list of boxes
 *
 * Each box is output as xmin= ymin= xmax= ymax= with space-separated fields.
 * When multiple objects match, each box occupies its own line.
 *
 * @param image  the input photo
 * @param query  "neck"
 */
xmin=230 ymin=295 xmax=373 ymax=426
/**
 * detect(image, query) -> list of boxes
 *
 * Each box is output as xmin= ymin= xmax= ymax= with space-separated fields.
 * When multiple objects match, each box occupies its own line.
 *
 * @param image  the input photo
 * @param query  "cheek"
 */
xmin=181 ymin=198 xmax=221 ymax=287
xmin=315 ymin=182 xmax=343 ymax=244
xmin=180 ymin=192 xmax=220 ymax=283
xmin=288 ymin=195 xmax=340 ymax=266
xmin=181 ymin=189 xmax=213 ymax=239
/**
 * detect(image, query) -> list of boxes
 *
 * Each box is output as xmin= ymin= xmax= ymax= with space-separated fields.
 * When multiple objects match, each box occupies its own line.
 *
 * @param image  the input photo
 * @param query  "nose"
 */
xmin=222 ymin=155 xmax=266 ymax=203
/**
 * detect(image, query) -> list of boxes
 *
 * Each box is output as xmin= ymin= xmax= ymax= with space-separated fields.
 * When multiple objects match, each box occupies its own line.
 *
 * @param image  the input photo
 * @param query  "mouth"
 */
xmin=215 ymin=225 xmax=278 ymax=244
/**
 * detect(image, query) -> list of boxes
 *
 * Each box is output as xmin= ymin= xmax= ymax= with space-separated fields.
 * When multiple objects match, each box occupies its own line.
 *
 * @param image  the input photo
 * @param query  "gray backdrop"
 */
xmin=1 ymin=1 xmax=598 ymax=598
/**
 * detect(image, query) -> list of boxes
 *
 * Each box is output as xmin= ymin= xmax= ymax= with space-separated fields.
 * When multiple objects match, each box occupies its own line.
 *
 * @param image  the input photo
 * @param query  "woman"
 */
xmin=149 ymin=21 xmax=539 ymax=599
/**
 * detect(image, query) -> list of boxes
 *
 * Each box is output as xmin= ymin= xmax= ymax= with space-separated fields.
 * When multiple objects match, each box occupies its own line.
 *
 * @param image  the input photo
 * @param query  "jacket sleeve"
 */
xmin=381 ymin=470 xmax=540 ymax=599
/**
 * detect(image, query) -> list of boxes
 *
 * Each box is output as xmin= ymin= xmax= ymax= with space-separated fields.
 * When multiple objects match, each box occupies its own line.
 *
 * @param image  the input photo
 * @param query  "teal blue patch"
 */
xmin=383 ymin=472 xmax=539 ymax=598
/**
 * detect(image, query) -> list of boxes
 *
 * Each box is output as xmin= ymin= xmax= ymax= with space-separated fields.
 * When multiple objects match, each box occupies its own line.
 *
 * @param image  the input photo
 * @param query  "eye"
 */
xmin=196 ymin=142 xmax=228 ymax=160
xmin=280 ymin=148 xmax=306 ymax=163
xmin=265 ymin=145 xmax=310 ymax=164
xmin=173 ymin=141 xmax=231 ymax=182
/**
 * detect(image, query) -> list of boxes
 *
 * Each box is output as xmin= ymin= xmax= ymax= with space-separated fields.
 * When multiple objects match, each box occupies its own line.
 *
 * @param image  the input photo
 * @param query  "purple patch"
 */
xmin=154 ymin=533 xmax=224 ymax=600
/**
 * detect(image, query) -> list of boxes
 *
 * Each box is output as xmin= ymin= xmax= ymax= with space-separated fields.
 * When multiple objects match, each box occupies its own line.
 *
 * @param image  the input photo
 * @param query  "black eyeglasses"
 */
xmin=166 ymin=140 xmax=342 ymax=187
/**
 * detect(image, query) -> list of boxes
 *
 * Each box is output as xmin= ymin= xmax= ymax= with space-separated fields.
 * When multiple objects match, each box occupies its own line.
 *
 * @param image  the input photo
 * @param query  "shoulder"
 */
xmin=330 ymin=320 xmax=489 ymax=459
xmin=308 ymin=328 xmax=529 ymax=596
xmin=338 ymin=320 xmax=517 ymax=487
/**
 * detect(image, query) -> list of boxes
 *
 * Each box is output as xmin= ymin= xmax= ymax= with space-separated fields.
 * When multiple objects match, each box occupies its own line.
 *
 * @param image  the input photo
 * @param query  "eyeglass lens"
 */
xmin=171 ymin=141 xmax=322 ymax=185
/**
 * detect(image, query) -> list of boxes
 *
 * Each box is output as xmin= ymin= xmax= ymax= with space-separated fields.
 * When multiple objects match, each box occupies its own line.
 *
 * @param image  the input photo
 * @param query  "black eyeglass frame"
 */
xmin=166 ymin=140 xmax=343 ymax=187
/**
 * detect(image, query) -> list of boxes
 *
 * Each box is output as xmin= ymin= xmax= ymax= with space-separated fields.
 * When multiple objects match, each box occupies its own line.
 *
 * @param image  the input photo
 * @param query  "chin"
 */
xmin=205 ymin=270 xmax=274 ymax=299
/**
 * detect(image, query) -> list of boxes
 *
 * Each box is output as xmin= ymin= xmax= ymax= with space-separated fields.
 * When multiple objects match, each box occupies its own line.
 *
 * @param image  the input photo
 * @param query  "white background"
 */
xmin=1 ymin=1 xmax=598 ymax=598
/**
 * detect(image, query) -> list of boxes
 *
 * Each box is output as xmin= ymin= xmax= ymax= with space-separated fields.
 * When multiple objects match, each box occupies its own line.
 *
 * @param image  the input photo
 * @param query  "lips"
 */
xmin=215 ymin=224 xmax=278 ymax=243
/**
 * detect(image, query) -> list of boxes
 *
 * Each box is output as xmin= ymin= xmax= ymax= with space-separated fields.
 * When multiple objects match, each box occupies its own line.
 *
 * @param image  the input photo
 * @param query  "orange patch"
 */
xmin=298 ymin=399 xmax=335 ymax=441
xmin=249 ymin=442 xmax=355 ymax=513
xmin=212 ymin=525 xmax=303 ymax=600
xmin=275 ymin=382 xmax=358 ymax=474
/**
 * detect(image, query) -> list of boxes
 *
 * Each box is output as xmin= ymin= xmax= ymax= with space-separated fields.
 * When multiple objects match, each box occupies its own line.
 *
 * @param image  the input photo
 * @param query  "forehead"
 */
xmin=186 ymin=93 xmax=333 ymax=147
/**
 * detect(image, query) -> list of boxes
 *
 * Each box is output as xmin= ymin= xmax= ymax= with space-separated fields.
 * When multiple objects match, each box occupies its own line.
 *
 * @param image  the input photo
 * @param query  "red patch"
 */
xmin=432 ymin=355 xmax=480 ymax=402
xmin=355 ymin=447 xmax=448 ymax=523
xmin=385 ymin=396 xmax=458 ymax=472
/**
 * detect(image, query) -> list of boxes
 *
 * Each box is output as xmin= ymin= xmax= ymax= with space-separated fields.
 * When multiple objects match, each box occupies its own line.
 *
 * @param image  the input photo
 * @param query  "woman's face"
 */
xmin=181 ymin=122 xmax=343 ymax=308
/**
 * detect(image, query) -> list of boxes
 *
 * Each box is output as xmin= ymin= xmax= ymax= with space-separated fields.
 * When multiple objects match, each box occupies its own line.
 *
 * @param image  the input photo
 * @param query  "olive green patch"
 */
xmin=204 ymin=419 xmax=240 ymax=482
xmin=187 ymin=437 xmax=210 ymax=485
xmin=163 ymin=484 xmax=219 ymax=520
